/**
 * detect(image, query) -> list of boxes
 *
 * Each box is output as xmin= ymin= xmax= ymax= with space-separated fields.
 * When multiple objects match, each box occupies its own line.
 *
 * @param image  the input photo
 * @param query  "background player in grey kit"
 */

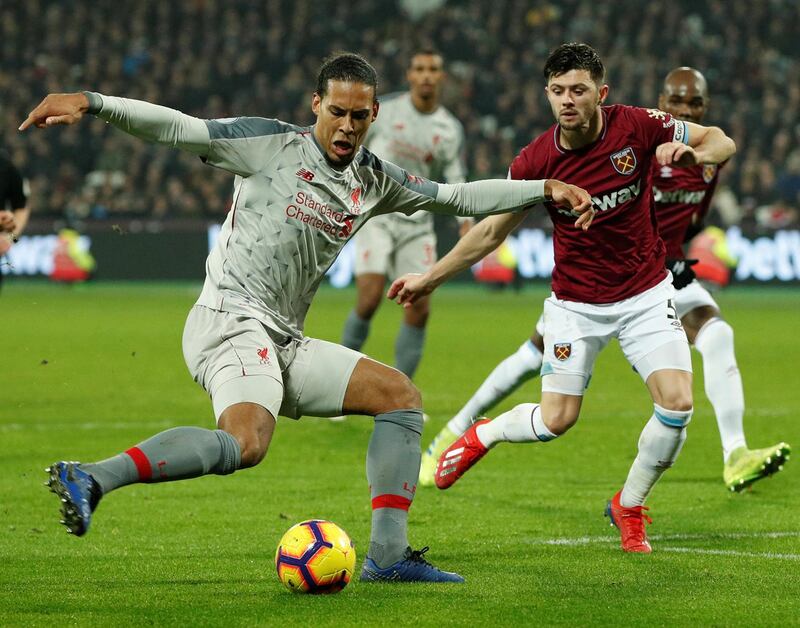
xmin=20 ymin=52 xmax=592 ymax=582
xmin=341 ymin=49 xmax=469 ymax=381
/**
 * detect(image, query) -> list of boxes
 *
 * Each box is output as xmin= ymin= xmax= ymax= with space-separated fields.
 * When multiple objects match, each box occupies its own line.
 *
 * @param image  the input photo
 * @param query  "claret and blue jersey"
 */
xmin=510 ymin=104 xmax=689 ymax=304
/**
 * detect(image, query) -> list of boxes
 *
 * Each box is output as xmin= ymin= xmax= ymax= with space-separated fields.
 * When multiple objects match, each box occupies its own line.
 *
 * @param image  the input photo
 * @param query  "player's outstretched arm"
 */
xmin=21 ymin=92 xmax=211 ymax=157
xmin=656 ymin=123 xmax=735 ymax=168
xmin=388 ymin=211 xmax=527 ymax=308
xmin=430 ymin=178 xmax=592 ymax=221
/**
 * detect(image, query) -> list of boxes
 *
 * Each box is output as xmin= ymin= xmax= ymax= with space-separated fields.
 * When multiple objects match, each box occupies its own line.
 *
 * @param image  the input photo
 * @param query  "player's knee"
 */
xmin=383 ymin=370 xmax=422 ymax=411
xmin=355 ymin=298 xmax=380 ymax=320
xmin=405 ymin=304 xmax=430 ymax=327
xmin=218 ymin=404 xmax=275 ymax=468
xmin=542 ymin=405 xmax=579 ymax=435
xmin=656 ymin=391 xmax=693 ymax=413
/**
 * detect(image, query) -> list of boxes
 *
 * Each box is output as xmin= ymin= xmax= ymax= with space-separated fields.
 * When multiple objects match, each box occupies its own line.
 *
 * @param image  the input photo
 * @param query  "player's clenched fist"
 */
xmin=387 ymin=273 xmax=432 ymax=308
xmin=655 ymin=141 xmax=699 ymax=168
xmin=19 ymin=92 xmax=90 ymax=131
xmin=544 ymin=179 xmax=595 ymax=231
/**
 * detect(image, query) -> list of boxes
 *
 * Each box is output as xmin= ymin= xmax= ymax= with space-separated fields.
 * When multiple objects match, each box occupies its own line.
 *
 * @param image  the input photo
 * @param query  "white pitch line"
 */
xmin=660 ymin=547 xmax=800 ymax=561
xmin=526 ymin=530 xmax=800 ymax=549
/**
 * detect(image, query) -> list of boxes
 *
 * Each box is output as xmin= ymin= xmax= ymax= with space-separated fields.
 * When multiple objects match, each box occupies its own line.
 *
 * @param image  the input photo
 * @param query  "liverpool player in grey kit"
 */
xmin=21 ymin=53 xmax=592 ymax=582
xmin=390 ymin=44 xmax=736 ymax=554
xmin=341 ymin=49 xmax=468 ymax=382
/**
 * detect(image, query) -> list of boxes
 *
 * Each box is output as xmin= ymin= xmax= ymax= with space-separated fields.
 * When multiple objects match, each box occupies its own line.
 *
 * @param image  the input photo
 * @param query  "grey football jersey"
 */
xmin=367 ymin=92 xmax=465 ymax=225
xmin=88 ymin=93 xmax=546 ymax=340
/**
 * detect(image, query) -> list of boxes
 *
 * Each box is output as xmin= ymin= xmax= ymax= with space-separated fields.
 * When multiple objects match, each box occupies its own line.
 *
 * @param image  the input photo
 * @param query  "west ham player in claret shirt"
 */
xmin=654 ymin=67 xmax=790 ymax=490
xmin=418 ymin=66 xmax=791 ymax=494
xmin=389 ymin=43 xmax=736 ymax=553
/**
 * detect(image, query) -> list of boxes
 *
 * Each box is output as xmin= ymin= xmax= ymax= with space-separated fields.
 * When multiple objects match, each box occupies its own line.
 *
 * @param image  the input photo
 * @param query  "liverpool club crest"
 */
xmin=610 ymin=147 xmax=637 ymax=175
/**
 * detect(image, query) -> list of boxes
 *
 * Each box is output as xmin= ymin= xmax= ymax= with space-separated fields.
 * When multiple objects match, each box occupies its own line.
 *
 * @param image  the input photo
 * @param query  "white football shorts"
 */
xmin=673 ymin=279 xmax=719 ymax=319
xmin=541 ymin=275 xmax=692 ymax=395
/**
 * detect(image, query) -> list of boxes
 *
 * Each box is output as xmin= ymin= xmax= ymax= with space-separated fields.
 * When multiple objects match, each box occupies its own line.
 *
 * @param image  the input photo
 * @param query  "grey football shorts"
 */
xmin=182 ymin=305 xmax=363 ymax=421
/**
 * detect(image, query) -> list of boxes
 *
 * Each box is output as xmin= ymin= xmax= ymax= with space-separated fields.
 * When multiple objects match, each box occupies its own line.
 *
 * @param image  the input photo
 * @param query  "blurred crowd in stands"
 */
xmin=2 ymin=0 xmax=799 ymax=231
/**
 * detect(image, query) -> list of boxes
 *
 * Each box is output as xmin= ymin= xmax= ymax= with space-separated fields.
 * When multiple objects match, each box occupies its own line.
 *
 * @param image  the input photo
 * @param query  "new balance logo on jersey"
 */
xmin=591 ymin=179 xmax=642 ymax=212
xmin=296 ymin=168 xmax=315 ymax=182
xmin=653 ymin=187 xmax=707 ymax=204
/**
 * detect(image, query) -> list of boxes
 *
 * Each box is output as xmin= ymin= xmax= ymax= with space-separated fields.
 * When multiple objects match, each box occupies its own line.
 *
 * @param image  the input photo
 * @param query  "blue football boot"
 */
xmin=45 ymin=462 xmax=102 ymax=536
xmin=360 ymin=546 xmax=465 ymax=583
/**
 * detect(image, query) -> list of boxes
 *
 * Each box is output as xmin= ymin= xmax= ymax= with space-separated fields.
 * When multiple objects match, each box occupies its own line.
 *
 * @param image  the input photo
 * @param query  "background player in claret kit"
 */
xmin=654 ymin=67 xmax=790 ymax=490
xmin=0 ymin=151 xmax=30 ymax=291
xmin=419 ymin=66 xmax=790 ymax=493
xmin=389 ymin=43 xmax=737 ymax=553
xmin=20 ymin=52 xmax=592 ymax=582
xmin=340 ymin=49 xmax=470 ymax=387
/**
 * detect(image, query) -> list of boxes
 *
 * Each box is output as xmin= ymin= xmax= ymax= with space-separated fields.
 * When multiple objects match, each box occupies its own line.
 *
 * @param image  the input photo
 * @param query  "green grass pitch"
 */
xmin=2 ymin=281 xmax=798 ymax=626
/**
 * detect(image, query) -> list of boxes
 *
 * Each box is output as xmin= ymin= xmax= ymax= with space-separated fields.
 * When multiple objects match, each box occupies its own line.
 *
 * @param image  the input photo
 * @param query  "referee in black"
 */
xmin=0 ymin=150 xmax=30 ymax=290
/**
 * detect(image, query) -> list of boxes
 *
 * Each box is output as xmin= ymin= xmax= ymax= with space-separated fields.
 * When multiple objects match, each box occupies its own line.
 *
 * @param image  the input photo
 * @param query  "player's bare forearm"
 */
xmin=19 ymin=93 xmax=89 ymax=131
xmin=689 ymin=124 xmax=736 ymax=164
xmin=387 ymin=212 xmax=527 ymax=307
xmin=658 ymin=123 xmax=736 ymax=167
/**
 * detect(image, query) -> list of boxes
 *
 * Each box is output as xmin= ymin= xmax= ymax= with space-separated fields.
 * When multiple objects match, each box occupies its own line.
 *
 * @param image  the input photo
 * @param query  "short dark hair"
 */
xmin=408 ymin=47 xmax=443 ymax=67
xmin=316 ymin=52 xmax=378 ymax=99
xmin=543 ymin=43 xmax=605 ymax=83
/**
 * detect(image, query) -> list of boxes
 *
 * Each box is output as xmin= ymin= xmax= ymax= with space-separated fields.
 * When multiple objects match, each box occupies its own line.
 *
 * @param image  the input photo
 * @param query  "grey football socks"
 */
xmin=367 ymin=409 xmax=423 ymax=568
xmin=342 ymin=310 xmax=371 ymax=350
xmin=80 ymin=427 xmax=242 ymax=494
xmin=395 ymin=323 xmax=426 ymax=379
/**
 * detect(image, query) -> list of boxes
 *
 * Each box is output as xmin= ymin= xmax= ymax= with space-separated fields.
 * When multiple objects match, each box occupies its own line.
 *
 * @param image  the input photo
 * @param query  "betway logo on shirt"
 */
xmin=653 ymin=186 xmax=707 ymax=204
xmin=591 ymin=178 xmax=642 ymax=212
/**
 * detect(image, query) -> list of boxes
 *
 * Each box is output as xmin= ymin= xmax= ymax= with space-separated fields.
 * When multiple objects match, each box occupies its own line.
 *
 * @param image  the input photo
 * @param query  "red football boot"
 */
xmin=435 ymin=419 xmax=491 ymax=489
xmin=604 ymin=490 xmax=653 ymax=553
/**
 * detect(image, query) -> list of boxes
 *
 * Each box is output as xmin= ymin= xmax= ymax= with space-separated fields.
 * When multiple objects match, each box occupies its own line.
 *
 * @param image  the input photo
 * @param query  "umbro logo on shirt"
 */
xmin=296 ymin=168 xmax=315 ymax=182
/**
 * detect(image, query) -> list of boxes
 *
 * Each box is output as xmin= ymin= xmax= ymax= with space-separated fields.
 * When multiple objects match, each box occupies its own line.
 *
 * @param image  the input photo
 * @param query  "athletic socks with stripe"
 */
xmin=79 ymin=427 xmax=241 ymax=494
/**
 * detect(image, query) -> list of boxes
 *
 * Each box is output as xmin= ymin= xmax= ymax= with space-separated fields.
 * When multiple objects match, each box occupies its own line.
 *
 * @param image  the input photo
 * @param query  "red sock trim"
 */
xmin=371 ymin=494 xmax=412 ymax=511
xmin=125 ymin=446 xmax=152 ymax=481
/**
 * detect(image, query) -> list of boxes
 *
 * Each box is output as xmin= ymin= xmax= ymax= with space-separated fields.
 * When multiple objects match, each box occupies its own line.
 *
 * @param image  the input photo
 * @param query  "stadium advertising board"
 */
xmin=4 ymin=226 xmax=800 ymax=284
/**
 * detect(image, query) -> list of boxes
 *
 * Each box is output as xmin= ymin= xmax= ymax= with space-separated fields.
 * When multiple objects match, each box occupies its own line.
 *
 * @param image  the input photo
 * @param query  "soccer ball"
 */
xmin=275 ymin=519 xmax=356 ymax=593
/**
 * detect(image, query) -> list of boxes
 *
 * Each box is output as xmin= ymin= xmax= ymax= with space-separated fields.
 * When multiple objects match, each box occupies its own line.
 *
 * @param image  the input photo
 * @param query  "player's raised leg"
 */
xmin=420 ymin=322 xmax=545 ymax=486
xmin=435 ymin=392 xmax=582 ymax=489
xmin=682 ymin=304 xmax=791 ymax=491
xmin=338 ymin=356 xmax=463 ymax=582
xmin=47 ymin=403 xmax=270 ymax=536
xmin=46 ymin=305 xmax=281 ymax=536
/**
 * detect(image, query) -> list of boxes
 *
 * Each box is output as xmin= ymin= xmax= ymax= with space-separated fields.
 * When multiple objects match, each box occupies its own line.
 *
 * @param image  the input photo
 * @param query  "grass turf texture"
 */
xmin=1 ymin=281 xmax=798 ymax=626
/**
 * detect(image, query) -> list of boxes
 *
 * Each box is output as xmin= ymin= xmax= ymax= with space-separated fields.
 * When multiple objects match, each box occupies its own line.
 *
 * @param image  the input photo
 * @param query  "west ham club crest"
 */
xmin=610 ymin=147 xmax=637 ymax=175
xmin=702 ymin=164 xmax=717 ymax=183
xmin=554 ymin=343 xmax=572 ymax=361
